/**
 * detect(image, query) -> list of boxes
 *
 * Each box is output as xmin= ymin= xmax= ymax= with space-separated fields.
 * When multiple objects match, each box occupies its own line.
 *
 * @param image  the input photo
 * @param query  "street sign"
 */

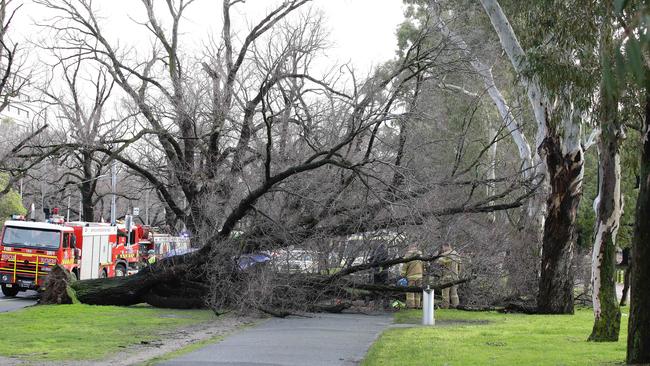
xmin=133 ymin=207 xmax=140 ymax=216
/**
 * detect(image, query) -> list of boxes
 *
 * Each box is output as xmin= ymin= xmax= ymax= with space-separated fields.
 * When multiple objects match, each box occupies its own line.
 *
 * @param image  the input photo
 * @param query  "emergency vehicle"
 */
xmin=110 ymin=219 xmax=154 ymax=276
xmin=0 ymin=214 xmax=156 ymax=296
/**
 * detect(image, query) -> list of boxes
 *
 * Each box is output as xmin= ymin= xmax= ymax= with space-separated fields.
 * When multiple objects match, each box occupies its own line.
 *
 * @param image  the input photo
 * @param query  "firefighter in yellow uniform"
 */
xmin=147 ymin=249 xmax=157 ymax=265
xmin=401 ymin=244 xmax=423 ymax=309
xmin=437 ymin=243 xmax=461 ymax=308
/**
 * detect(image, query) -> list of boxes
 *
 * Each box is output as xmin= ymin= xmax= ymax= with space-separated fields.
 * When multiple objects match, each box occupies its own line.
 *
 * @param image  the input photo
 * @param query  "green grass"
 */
xmin=0 ymin=303 xmax=214 ymax=361
xmin=364 ymin=307 xmax=628 ymax=366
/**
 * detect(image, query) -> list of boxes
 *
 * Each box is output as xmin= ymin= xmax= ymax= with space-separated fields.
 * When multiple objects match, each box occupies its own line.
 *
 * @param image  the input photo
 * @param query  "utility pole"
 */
xmin=111 ymin=160 xmax=117 ymax=225
xmin=145 ymin=189 xmax=150 ymax=225
xmin=40 ymin=180 xmax=45 ymax=220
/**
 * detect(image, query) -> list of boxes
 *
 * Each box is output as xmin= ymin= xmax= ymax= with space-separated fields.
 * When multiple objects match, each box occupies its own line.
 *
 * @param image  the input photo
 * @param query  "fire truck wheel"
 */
xmin=115 ymin=264 xmax=126 ymax=277
xmin=1 ymin=284 xmax=20 ymax=297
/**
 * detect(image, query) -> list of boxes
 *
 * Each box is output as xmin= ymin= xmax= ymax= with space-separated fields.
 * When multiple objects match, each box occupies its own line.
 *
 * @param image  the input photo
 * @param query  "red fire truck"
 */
xmin=0 ymin=216 xmax=155 ymax=296
xmin=111 ymin=220 xmax=153 ymax=276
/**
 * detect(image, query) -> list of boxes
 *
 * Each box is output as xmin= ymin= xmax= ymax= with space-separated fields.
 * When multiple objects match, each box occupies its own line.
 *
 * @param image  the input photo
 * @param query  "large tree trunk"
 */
xmin=589 ymin=74 xmax=623 ymax=341
xmin=67 ymin=253 xmax=207 ymax=308
xmin=81 ymin=187 xmax=94 ymax=222
xmin=627 ymin=88 xmax=650 ymax=364
xmin=478 ymin=0 xmax=584 ymax=313
xmin=536 ymin=132 xmax=583 ymax=314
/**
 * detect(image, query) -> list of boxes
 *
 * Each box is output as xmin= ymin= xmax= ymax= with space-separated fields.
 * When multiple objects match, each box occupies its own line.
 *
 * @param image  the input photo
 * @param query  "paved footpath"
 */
xmin=159 ymin=312 xmax=393 ymax=366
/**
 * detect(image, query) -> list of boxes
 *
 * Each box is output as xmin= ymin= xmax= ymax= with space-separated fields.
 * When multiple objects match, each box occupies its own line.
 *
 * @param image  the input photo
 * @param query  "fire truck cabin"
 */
xmin=0 ymin=220 xmax=74 ymax=296
xmin=0 ymin=220 xmax=117 ymax=296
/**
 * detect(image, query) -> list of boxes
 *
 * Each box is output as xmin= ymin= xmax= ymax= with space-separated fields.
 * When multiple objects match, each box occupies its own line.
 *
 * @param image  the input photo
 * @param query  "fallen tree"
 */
xmin=29 ymin=0 xmax=542 ymax=315
xmin=42 ymin=252 xmax=472 ymax=313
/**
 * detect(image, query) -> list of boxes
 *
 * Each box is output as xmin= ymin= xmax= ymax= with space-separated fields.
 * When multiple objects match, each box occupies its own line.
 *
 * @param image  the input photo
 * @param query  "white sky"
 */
xmin=16 ymin=0 xmax=406 ymax=74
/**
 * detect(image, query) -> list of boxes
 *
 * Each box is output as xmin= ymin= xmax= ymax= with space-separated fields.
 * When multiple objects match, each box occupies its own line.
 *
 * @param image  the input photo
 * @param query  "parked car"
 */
xmin=271 ymin=249 xmax=316 ymax=273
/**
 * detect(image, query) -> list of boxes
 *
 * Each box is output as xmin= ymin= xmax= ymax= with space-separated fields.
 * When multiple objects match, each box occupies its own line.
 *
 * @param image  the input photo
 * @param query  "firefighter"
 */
xmin=401 ymin=244 xmax=423 ymax=309
xmin=147 ymin=249 xmax=157 ymax=265
xmin=437 ymin=243 xmax=461 ymax=308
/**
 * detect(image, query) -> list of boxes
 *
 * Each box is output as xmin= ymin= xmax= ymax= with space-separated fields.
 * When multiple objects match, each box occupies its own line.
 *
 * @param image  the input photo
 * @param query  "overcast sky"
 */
xmin=17 ymin=0 xmax=406 ymax=74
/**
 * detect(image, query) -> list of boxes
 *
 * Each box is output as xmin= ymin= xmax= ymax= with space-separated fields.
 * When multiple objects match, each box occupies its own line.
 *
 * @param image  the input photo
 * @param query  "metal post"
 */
xmin=110 ymin=160 xmax=117 ymax=225
xmin=79 ymin=191 xmax=82 ymax=221
xmin=422 ymin=286 xmax=435 ymax=326
xmin=40 ymin=180 xmax=45 ymax=221
xmin=145 ymin=190 xmax=150 ymax=225
xmin=125 ymin=215 xmax=132 ymax=246
xmin=66 ymin=195 xmax=70 ymax=222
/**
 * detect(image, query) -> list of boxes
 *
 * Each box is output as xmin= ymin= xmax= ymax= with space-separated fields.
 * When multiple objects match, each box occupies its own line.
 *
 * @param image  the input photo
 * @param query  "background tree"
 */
xmin=0 ymin=173 xmax=25 ymax=223
xmin=610 ymin=2 xmax=650 ymax=362
xmin=478 ymin=0 xmax=602 ymax=314
xmin=39 ymin=53 xmax=117 ymax=222
xmin=588 ymin=5 xmax=623 ymax=341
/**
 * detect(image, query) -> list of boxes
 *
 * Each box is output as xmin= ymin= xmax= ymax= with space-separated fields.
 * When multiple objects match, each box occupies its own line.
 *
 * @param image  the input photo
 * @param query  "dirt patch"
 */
xmin=12 ymin=314 xmax=259 ymax=366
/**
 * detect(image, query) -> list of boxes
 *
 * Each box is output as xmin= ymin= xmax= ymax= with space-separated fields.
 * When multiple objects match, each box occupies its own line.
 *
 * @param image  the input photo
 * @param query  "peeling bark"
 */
xmin=589 ymin=69 xmax=622 ymax=341
xmin=479 ymin=0 xmax=584 ymax=314
xmin=536 ymin=131 xmax=583 ymax=314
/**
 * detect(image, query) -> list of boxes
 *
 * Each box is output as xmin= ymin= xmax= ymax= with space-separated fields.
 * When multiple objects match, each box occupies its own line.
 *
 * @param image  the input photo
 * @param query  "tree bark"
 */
xmin=589 ymin=66 xmax=622 ymax=341
xmin=479 ymin=0 xmax=584 ymax=313
xmin=536 ymin=132 xmax=583 ymax=314
xmin=67 ymin=252 xmax=203 ymax=307
xmin=627 ymin=87 xmax=650 ymax=364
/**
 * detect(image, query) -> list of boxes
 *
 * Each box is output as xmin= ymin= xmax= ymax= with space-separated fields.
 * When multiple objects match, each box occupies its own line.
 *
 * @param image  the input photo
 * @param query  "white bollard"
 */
xmin=422 ymin=286 xmax=435 ymax=326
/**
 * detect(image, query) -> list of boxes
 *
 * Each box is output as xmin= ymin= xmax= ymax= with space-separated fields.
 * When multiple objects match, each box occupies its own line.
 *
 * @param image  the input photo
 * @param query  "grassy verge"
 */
xmin=0 ymin=303 xmax=214 ymax=361
xmin=364 ymin=307 xmax=628 ymax=366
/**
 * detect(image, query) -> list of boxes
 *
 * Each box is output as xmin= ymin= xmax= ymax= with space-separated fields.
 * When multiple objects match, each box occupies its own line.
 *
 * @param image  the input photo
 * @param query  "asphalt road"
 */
xmin=159 ymin=312 xmax=393 ymax=366
xmin=0 ymin=290 xmax=38 ymax=312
